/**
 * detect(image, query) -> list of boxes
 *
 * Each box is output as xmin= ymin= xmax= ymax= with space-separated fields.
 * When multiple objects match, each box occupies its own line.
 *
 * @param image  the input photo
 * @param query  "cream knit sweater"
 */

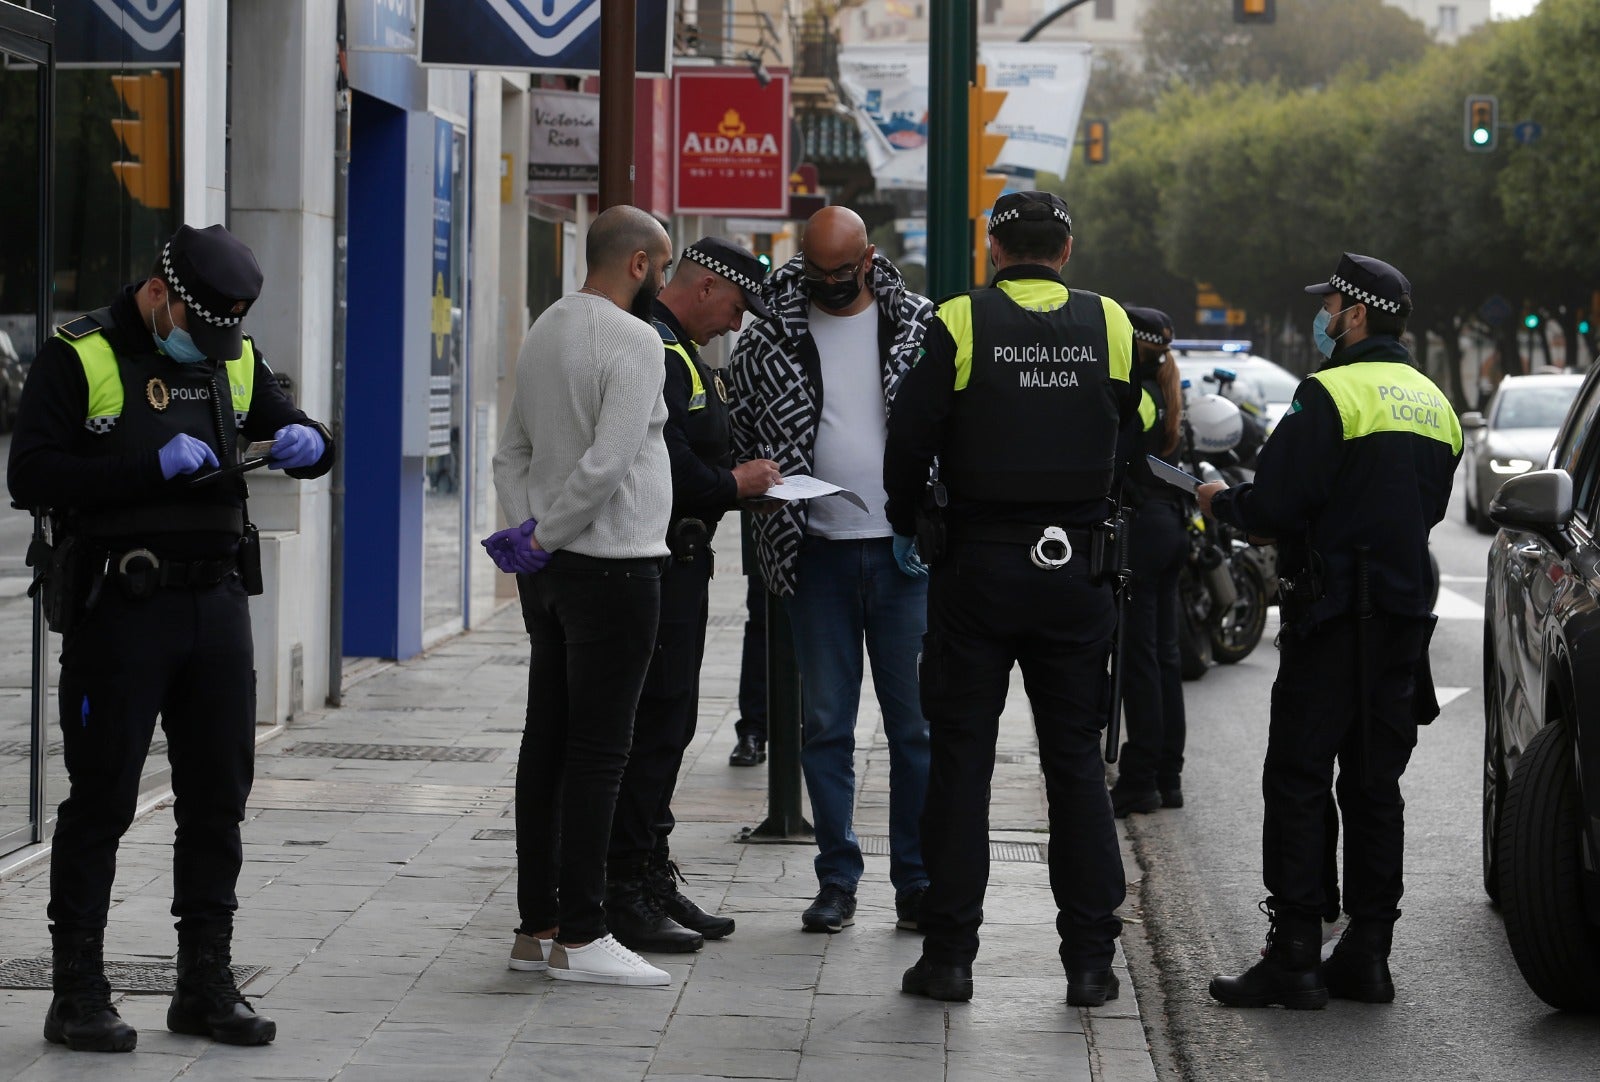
xmin=492 ymin=292 xmax=671 ymax=559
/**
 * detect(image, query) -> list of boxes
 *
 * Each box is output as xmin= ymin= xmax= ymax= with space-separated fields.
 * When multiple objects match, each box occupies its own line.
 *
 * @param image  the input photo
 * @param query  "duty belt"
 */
xmin=111 ymin=549 xmax=237 ymax=589
xmin=946 ymin=522 xmax=1093 ymax=571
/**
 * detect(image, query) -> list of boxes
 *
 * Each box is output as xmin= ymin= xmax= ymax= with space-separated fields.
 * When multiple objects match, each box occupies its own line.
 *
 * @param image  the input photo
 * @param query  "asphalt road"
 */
xmin=1125 ymin=463 xmax=1600 ymax=1082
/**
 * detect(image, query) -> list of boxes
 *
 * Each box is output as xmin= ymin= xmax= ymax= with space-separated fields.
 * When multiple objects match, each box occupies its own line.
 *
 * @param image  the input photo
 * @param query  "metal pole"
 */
xmin=327 ymin=16 xmax=351 ymax=707
xmin=927 ymin=0 xmax=973 ymax=299
xmin=31 ymin=10 xmax=57 ymax=844
xmin=744 ymin=588 xmax=813 ymax=842
xmin=599 ymin=0 xmax=636 ymax=209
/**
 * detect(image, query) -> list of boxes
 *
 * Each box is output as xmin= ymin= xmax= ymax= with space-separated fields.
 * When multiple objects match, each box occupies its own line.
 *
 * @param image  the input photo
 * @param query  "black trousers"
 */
xmin=609 ymin=548 xmax=713 ymax=863
xmin=48 ymin=577 xmax=256 ymax=938
xmin=1263 ymin=613 xmax=1427 ymax=923
xmin=918 ymin=540 xmax=1124 ymax=971
xmin=516 ymin=553 xmax=661 ymax=943
xmin=734 ymin=572 xmax=768 ymax=740
xmin=1115 ymin=498 xmax=1188 ymax=792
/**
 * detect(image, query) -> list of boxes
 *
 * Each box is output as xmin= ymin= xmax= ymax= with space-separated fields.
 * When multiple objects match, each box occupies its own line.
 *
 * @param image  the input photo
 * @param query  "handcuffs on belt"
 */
xmin=116 ymin=548 xmax=162 ymax=600
xmin=1029 ymin=526 xmax=1073 ymax=571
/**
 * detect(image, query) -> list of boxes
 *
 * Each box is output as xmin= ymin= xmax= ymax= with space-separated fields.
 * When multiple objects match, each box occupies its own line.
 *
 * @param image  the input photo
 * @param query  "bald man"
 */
xmin=729 ymin=207 xmax=936 ymax=935
xmin=489 ymin=204 xmax=676 ymax=987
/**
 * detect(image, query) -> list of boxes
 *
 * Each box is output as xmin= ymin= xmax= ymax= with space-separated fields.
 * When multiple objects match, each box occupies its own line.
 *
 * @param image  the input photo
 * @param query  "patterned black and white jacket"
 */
xmin=728 ymin=252 xmax=935 ymax=597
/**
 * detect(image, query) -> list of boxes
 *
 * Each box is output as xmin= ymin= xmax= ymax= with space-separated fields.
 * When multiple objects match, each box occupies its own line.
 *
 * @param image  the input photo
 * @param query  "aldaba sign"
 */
xmin=417 ymin=0 xmax=672 ymax=76
xmin=674 ymin=69 xmax=789 ymax=217
xmin=528 ymin=89 xmax=598 ymax=194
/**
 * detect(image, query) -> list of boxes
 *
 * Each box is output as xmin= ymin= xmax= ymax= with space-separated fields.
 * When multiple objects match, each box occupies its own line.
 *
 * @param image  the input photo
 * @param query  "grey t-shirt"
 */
xmin=806 ymin=303 xmax=893 ymax=540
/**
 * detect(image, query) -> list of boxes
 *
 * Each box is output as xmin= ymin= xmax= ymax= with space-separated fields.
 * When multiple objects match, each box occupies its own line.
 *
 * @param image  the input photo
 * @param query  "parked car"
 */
xmin=1463 ymin=373 xmax=1584 ymax=534
xmin=0 ymin=329 xmax=22 ymax=432
xmin=1481 ymin=362 xmax=1600 ymax=1011
xmin=1171 ymin=341 xmax=1302 ymax=430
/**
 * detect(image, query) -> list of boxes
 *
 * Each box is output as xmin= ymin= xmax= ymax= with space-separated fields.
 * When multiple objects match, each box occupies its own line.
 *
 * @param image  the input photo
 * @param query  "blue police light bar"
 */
xmin=1171 ymin=338 xmax=1253 ymax=353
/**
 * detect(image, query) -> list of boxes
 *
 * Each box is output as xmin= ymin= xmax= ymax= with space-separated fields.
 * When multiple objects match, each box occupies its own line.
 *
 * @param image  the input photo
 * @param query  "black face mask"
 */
xmin=630 ymin=276 xmax=660 ymax=322
xmin=802 ymin=272 xmax=864 ymax=312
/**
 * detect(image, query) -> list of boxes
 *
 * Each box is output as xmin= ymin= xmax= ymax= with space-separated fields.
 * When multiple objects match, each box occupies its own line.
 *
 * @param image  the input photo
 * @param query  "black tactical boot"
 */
xmin=647 ymin=851 xmax=735 ymax=940
xmin=43 ymin=930 xmax=138 ymax=1052
xmin=1320 ymin=920 xmax=1395 ymax=1003
xmin=167 ymin=930 xmax=277 ymax=1045
xmin=1209 ymin=903 xmax=1328 ymax=1010
xmin=607 ymin=860 xmax=704 ymax=953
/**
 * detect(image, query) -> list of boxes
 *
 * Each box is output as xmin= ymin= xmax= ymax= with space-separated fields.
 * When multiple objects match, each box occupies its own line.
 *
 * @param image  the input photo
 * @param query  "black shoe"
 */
xmin=728 ymin=733 xmax=767 ymax=767
xmin=1160 ymin=787 xmax=1184 ymax=809
xmin=43 ymin=931 xmax=137 ymax=1053
xmin=1209 ymin=905 xmax=1327 ymax=1010
xmin=607 ymin=868 xmax=705 ymax=954
xmin=1066 ymin=968 xmax=1120 ymax=1007
xmin=1111 ymin=787 xmax=1162 ymax=818
xmin=1320 ymin=921 xmax=1395 ymax=1003
xmin=895 ymin=886 xmax=927 ymax=933
xmin=801 ymin=884 xmax=856 ymax=933
xmin=648 ymin=854 xmax=735 ymax=940
xmin=901 ymin=957 xmax=973 ymax=1002
xmin=167 ymin=933 xmax=276 ymax=1045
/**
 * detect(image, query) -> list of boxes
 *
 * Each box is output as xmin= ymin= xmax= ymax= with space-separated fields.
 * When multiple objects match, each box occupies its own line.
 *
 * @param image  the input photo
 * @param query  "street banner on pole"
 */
xmin=417 ymin=0 xmax=673 ymax=76
xmin=673 ymin=69 xmax=790 ymax=217
xmin=51 ymin=0 xmax=182 ymax=67
xmin=527 ymin=89 xmax=600 ymax=194
xmin=837 ymin=42 xmax=1093 ymax=190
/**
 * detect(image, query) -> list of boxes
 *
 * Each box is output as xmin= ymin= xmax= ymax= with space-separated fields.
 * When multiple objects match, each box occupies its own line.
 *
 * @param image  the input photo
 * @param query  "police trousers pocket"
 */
xmin=238 ymin=523 xmax=264 ymax=596
xmin=1411 ymin=614 xmax=1440 ymax=725
xmin=41 ymin=535 xmax=100 ymax=635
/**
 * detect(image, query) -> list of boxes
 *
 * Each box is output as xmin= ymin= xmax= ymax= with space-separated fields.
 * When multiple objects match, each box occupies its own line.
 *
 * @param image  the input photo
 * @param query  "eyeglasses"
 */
xmin=801 ymin=255 xmax=867 ymax=285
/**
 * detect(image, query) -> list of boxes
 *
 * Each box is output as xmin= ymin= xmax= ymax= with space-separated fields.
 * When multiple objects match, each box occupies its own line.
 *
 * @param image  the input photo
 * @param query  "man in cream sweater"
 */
xmin=488 ymin=205 xmax=675 ymax=986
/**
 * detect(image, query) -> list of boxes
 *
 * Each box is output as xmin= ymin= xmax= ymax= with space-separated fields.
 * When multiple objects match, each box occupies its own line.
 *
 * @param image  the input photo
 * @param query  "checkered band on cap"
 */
xmin=161 ymin=242 xmax=244 ymax=328
xmin=988 ymin=205 xmax=1073 ymax=233
xmin=1329 ymin=273 xmax=1402 ymax=314
xmin=1132 ymin=328 xmax=1167 ymax=345
xmin=683 ymin=246 xmax=762 ymax=294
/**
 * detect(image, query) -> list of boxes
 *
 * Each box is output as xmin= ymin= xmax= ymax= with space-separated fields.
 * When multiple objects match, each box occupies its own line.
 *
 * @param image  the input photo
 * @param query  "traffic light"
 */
xmin=1465 ymin=95 xmax=1498 ymax=152
xmin=1580 ymin=317 xmax=1591 ymax=336
xmin=110 ymin=71 xmax=171 ymax=209
xmin=968 ymin=65 xmax=1007 ymax=221
xmin=1084 ymin=118 xmax=1109 ymax=166
xmin=1233 ymin=0 xmax=1275 ymax=23
xmin=753 ymin=232 xmax=773 ymax=271
xmin=1523 ymin=311 xmax=1541 ymax=330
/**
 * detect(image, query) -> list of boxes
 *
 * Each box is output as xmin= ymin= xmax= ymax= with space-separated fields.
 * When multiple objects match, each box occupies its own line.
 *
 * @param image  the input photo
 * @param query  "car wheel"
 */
xmin=1482 ymin=627 xmax=1504 ymax=905
xmin=1496 ymin=717 xmax=1600 ymax=1010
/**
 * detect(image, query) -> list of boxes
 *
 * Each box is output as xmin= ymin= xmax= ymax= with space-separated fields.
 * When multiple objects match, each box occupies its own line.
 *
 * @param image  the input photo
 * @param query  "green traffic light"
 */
xmin=1524 ymin=313 xmax=1541 ymax=329
xmin=757 ymin=254 xmax=772 ymax=269
xmin=1582 ymin=320 xmax=1592 ymax=335
xmin=1472 ymin=128 xmax=1490 ymax=146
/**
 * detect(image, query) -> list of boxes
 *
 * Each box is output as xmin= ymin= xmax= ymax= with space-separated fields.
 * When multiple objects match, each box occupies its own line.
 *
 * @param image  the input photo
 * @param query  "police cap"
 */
xmin=159 ymin=224 xmax=264 ymax=359
xmin=681 ymin=237 xmax=773 ymax=322
xmin=1125 ymin=306 xmax=1174 ymax=346
xmin=1304 ymin=252 xmax=1411 ymax=315
xmin=987 ymin=190 xmax=1073 ymax=235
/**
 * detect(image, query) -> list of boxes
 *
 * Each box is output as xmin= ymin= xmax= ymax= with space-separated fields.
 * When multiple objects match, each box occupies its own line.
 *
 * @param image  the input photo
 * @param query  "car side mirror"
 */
xmin=1489 ymin=469 xmax=1575 ymax=553
xmin=1460 ymin=411 xmax=1486 ymax=430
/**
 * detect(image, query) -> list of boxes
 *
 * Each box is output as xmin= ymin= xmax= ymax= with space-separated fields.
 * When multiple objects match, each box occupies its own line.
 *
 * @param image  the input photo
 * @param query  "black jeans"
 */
xmin=734 ymin=572 xmax=768 ymax=740
xmin=1115 ymin=498 xmax=1188 ymax=792
xmin=918 ymin=540 xmax=1124 ymax=972
xmin=1263 ymin=613 xmax=1427 ymax=922
xmin=49 ymin=577 xmax=256 ymax=937
xmin=609 ymin=548 xmax=712 ymax=863
xmin=516 ymin=552 xmax=661 ymax=943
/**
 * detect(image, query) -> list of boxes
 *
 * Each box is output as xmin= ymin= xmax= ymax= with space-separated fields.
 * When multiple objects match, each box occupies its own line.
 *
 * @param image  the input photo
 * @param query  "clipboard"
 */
xmin=188 ymin=456 xmax=272 ymax=487
xmin=1146 ymin=455 xmax=1202 ymax=494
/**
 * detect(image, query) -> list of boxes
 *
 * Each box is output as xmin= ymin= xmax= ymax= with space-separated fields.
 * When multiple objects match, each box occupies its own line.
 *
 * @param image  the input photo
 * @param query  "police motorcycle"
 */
xmin=1175 ymin=388 xmax=1272 ymax=678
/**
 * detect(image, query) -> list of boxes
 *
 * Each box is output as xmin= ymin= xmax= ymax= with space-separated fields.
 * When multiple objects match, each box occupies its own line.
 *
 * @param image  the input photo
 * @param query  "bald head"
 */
xmin=586 ymin=205 xmax=670 ymax=275
xmin=802 ymin=206 xmax=869 ymax=269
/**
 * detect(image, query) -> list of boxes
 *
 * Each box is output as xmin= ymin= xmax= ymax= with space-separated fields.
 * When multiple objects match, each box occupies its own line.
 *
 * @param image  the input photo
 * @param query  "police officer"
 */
xmin=884 ymin=191 xmax=1138 ymax=1006
xmin=1199 ymin=253 xmax=1459 ymax=1009
xmin=605 ymin=239 xmax=782 ymax=953
xmin=7 ymin=224 xmax=334 ymax=1051
xmin=1108 ymin=307 xmax=1190 ymax=817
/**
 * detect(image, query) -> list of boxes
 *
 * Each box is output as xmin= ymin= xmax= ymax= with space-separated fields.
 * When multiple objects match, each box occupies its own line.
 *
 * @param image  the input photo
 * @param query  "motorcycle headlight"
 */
xmin=1489 ymin=457 xmax=1533 ymax=475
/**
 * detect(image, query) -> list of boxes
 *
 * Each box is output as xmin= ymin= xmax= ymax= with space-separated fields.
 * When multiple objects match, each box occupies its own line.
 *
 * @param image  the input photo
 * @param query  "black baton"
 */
xmin=1355 ymin=545 xmax=1373 ymax=778
xmin=1106 ymin=506 xmax=1132 ymax=764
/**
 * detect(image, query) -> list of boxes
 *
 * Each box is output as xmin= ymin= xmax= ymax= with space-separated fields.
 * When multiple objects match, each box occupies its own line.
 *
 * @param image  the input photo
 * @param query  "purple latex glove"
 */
xmin=480 ymin=518 xmax=551 ymax=575
xmin=158 ymin=433 xmax=220 ymax=480
xmin=268 ymin=424 xmax=325 ymax=470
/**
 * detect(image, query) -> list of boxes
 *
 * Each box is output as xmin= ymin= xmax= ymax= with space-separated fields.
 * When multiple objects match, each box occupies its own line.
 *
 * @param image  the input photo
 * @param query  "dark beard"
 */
xmin=630 ymin=279 xmax=660 ymax=322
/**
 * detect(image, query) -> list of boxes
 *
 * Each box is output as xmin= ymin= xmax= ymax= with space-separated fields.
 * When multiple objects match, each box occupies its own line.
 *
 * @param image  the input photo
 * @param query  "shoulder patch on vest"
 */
xmin=56 ymin=314 xmax=104 ymax=341
xmin=653 ymin=319 xmax=678 ymax=345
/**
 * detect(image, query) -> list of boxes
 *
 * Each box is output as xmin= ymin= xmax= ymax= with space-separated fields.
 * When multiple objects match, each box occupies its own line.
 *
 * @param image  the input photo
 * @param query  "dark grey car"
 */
xmin=1463 ymin=373 xmax=1583 ymax=534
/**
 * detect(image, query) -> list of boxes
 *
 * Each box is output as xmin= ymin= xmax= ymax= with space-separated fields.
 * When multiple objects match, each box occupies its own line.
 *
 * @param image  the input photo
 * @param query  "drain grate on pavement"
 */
xmin=281 ymin=742 xmax=502 ymax=763
xmin=0 ymin=958 xmax=265 ymax=995
xmin=250 ymin=778 xmax=512 ymax=815
xmin=0 ymin=739 xmax=168 ymax=759
xmin=858 ymin=834 xmax=1046 ymax=863
xmin=472 ymin=828 xmax=518 ymax=842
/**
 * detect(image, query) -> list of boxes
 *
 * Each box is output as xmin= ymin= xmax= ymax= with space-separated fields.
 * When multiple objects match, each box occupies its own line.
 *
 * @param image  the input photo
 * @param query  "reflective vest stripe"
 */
xmin=667 ymin=340 xmax=706 ymax=411
xmin=1139 ymin=387 xmax=1157 ymax=433
xmin=1308 ymin=362 xmax=1463 ymax=455
xmin=60 ymin=332 xmax=257 ymax=422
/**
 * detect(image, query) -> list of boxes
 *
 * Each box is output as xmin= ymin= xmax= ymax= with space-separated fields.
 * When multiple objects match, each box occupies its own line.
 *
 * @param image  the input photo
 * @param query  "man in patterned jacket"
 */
xmin=728 ymin=206 xmax=935 ymax=935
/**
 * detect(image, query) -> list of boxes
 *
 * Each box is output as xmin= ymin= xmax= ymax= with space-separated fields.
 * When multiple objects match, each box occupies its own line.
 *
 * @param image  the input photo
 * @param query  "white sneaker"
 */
xmin=508 ymin=932 xmax=551 ymax=972
xmin=548 ymin=934 xmax=671 ymax=986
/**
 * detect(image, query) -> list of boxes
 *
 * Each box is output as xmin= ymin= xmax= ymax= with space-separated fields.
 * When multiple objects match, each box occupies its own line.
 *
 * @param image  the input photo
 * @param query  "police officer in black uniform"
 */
xmin=1200 ymin=253 xmax=1459 ymax=1009
xmin=1109 ymin=307 xmax=1190 ymax=816
xmin=606 ymin=238 xmax=782 ymax=953
xmin=884 ymin=191 xmax=1139 ymax=1006
xmin=7 ymin=224 xmax=335 ymax=1052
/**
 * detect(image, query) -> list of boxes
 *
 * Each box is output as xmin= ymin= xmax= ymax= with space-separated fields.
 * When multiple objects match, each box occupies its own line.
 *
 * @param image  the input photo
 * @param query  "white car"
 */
xmin=1462 ymin=372 xmax=1584 ymax=533
xmin=1171 ymin=341 xmax=1302 ymax=431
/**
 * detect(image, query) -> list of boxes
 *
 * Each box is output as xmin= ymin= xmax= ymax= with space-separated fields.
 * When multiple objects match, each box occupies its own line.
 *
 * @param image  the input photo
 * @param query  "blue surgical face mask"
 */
xmin=1312 ymin=306 xmax=1353 ymax=359
xmin=151 ymin=294 xmax=208 ymax=365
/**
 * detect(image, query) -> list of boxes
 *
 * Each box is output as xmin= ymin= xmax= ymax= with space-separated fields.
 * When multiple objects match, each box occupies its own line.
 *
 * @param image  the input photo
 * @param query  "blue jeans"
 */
xmin=789 ymin=536 xmax=930 ymax=896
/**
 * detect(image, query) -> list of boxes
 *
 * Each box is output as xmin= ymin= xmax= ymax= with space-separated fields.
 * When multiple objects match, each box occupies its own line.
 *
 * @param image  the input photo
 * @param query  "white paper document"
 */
xmin=760 ymin=474 xmax=870 ymax=512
